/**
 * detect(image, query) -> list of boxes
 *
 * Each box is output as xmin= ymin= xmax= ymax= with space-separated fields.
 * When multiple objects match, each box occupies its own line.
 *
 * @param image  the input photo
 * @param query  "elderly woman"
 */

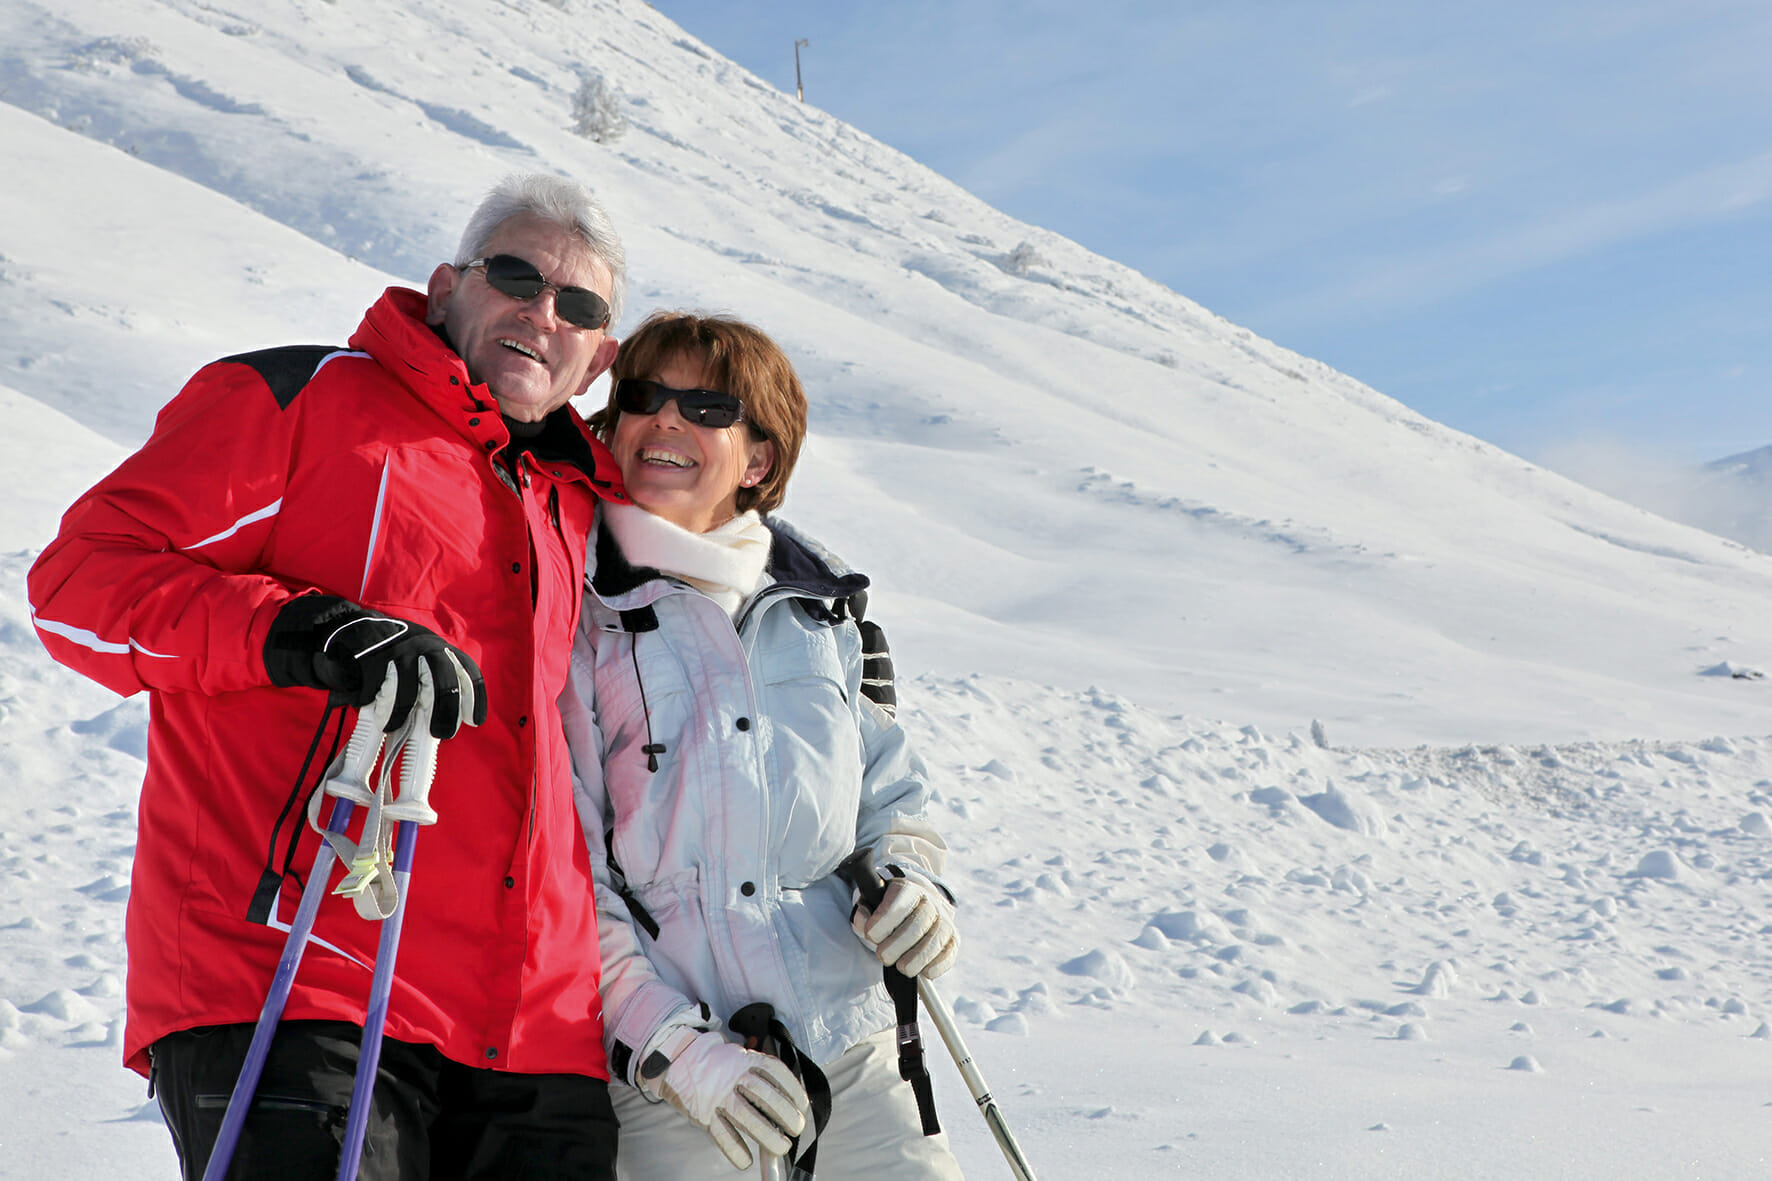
xmin=560 ymin=312 xmax=966 ymax=1180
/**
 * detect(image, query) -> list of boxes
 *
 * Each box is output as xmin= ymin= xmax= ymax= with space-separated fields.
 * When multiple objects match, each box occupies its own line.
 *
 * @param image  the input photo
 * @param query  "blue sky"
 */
xmin=647 ymin=1 xmax=1772 ymax=465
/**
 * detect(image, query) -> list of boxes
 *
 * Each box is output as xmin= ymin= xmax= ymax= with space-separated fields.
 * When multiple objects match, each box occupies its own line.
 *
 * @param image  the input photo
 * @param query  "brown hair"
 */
xmin=589 ymin=311 xmax=807 ymax=515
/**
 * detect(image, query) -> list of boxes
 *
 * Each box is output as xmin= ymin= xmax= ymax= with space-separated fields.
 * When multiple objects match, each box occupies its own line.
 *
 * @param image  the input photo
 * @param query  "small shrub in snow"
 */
xmin=571 ymin=73 xmax=627 ymax=143
xmin=998 ymin=241 xmax=1046 ymax=276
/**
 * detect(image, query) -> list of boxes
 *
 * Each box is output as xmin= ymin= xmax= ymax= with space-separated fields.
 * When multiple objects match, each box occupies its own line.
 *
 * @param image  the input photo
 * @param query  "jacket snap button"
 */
xmin=484 ymin=1047 xmax=498 ymax=1060
xmin=504 ymin=876 xmax=515 ymax=889
xmin=736 ymin=717 xmax=751 ymax=731
xmin=469 ymin=416 xmax=480 ymax=426
xmin=511 ymin=562 xmax=522 ymax=574
xmin=741 ymin=881 xmax=756 ymax=897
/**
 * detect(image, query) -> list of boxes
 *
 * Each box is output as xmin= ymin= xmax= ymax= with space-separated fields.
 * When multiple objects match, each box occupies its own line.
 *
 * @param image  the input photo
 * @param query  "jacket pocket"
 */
xmin=356 ymin=444 xmax=496 ymax=620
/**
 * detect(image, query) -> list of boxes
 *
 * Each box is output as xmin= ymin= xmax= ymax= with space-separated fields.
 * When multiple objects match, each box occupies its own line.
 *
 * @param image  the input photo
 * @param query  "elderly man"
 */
xmin=28 ymin=174 xmax=630 ymax=1179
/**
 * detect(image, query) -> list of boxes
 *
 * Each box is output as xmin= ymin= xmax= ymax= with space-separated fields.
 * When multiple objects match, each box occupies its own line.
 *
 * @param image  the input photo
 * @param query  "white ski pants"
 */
xmin=612 ymin=1028 xmax=967 ymax=1180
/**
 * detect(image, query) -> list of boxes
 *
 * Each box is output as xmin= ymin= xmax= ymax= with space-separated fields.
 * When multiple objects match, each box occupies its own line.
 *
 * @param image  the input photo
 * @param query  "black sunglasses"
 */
xmin=613 ymin=379 xmax=748 ymax=429
xmin=463 ymin=254 xmax=612 ymax=330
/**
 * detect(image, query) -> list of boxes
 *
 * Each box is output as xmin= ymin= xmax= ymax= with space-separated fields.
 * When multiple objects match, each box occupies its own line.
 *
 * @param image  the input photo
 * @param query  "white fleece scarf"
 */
xmin=602 ymin=501 xmax=773 ymax=618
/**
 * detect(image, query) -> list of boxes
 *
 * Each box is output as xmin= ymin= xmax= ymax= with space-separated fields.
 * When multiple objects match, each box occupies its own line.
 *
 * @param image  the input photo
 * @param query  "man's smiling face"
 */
xmin=425 ymin=214 xmax=618 ymax=422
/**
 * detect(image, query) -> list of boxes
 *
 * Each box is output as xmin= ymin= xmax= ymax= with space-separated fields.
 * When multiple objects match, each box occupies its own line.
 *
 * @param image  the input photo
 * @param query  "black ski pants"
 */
xmin=151 ymin=1020 xmax=619 ymax=1180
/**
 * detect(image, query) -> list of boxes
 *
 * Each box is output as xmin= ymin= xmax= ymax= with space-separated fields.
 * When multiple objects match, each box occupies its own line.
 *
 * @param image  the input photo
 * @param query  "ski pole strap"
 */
xmin=728 ymin=1003 xmax=832 ymax=1181
xmin=833 ymin=847 xmax=942 ymax=1136
xmin=248 ymin=698 xmax=347 ymax=925
xmin=884 ymin=964 xmax=941 ymax=1135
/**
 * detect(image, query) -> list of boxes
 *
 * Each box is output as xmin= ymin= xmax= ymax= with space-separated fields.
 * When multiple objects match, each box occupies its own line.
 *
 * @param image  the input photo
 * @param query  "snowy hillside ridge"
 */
xmin=1707 ymin=446 xmax=1772 ymax=480
xmin=0 ymin=0 xmax=1402 ymax=430
xmin=1692 ymin=446 xmax=1772 ymax=555
xmin=9 ymin=0 xmax=1772 ymax=747
xmin=1544 ymin=439 xmax=1772 ymax=558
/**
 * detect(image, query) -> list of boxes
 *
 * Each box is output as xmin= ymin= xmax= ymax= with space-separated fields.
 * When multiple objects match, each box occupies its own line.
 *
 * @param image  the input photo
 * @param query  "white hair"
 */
xmin=455 ymin=173 xmax=628 ymax=326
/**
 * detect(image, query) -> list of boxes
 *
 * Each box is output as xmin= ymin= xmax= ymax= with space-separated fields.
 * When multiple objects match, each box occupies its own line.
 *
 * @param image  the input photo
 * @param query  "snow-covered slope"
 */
xmin=6 ymin=0 xmax=1772 ymax=746
xmin=4 ymin=1 xmax=1772 ymax=1177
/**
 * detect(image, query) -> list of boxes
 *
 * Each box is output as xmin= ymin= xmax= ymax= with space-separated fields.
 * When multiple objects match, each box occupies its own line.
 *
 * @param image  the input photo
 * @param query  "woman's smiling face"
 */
xmin=609 ymin=352 xmax=775 ymax=534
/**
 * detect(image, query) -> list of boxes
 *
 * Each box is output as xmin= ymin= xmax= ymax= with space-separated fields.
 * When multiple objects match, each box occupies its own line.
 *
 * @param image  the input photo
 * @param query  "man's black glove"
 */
xmin=264 ymin=595 xmax=488 ymax=738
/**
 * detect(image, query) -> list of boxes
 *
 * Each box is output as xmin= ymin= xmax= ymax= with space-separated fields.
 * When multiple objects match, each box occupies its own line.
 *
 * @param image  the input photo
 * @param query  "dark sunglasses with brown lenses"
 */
xmin=462 ymin=254 xmax=611 ymax=330
xmin=613 ymin=378 xmax=748 ymax=429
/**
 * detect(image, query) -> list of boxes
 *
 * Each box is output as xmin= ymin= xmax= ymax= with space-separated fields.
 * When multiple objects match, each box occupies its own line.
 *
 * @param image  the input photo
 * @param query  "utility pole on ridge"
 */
xmin=794 ymin=38 xmax=809 ymax=102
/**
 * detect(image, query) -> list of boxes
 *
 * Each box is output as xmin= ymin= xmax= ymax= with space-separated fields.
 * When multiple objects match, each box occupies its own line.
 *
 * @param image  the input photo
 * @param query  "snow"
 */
xmin=2 ymin=0 xmax=1770 ymax=1177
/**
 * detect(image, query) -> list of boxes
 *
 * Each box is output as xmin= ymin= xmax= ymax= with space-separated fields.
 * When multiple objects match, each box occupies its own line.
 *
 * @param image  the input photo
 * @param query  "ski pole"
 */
xmin=916 ymin=972 xmax=1040 ymax=1181
xmin=335 ymin=817 xmax=418 ymax=1180
xmin=203 ymin=680 xmax=395 ymax=1177
xmin=334 ymin=663 xmax=451 ymax=1180
xmin=836 ymin=848 xmax=1041 ymax=1181
xmin=203 ymin=795 xmax=354 ymax=1181
xmin=203 ymin=685 xmax=391 ymax=1181
xmin=337 ymin=660 xmax=463 ymax=1179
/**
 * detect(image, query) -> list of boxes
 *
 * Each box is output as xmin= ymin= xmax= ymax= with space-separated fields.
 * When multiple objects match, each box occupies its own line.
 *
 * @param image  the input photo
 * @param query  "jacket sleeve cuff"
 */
xmin=882 ymin=860 xmax=956 ymax=905
xmin=607 ymin=990 xmax=701 ymax=1087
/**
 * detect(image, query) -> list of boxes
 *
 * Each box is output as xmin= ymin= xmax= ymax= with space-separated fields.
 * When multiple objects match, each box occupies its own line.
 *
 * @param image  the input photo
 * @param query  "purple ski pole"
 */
xmin=335 ymin=670 xmax=451 ymax=1180
xmin=201 ymin=796 xmax=356 ymax=1181
xmin=202 ymin=682 xmax=393 ymax=1181
xmin=335 ymin=817 xmax=418 ymax=1181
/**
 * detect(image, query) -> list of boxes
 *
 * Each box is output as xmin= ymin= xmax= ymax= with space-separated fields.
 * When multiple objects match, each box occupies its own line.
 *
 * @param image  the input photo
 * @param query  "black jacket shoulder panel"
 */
xmin=218 ymin=345 xmax=342 ymax=410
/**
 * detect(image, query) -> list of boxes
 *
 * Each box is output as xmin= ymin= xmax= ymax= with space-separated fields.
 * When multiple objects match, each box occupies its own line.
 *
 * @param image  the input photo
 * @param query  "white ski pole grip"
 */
xmin=835 ymin=849 xmax=1041 ymax=1181
xmin=386 ymin=652 xmax=474 ymax=824
xmin=326 ymin=674 xmax=396 ymax=805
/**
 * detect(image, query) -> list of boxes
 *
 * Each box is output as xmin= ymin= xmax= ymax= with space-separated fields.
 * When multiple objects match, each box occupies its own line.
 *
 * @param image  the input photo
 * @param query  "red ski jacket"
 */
xmin=28 ymin=287 xmax=626 ymax=1079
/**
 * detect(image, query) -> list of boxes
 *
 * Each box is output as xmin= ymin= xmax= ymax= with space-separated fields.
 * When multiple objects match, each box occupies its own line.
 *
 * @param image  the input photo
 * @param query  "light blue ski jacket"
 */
xmin=560 ymin=515 xmax=949 ymax=1078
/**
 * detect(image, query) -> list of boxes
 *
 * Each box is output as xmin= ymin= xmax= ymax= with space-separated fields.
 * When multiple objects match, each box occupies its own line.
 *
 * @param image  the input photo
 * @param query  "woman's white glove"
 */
xmin=851 ymin=868 xmax=959 ymax=979
xmin=638 ymin=1025 xmax=811 ymax=1171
